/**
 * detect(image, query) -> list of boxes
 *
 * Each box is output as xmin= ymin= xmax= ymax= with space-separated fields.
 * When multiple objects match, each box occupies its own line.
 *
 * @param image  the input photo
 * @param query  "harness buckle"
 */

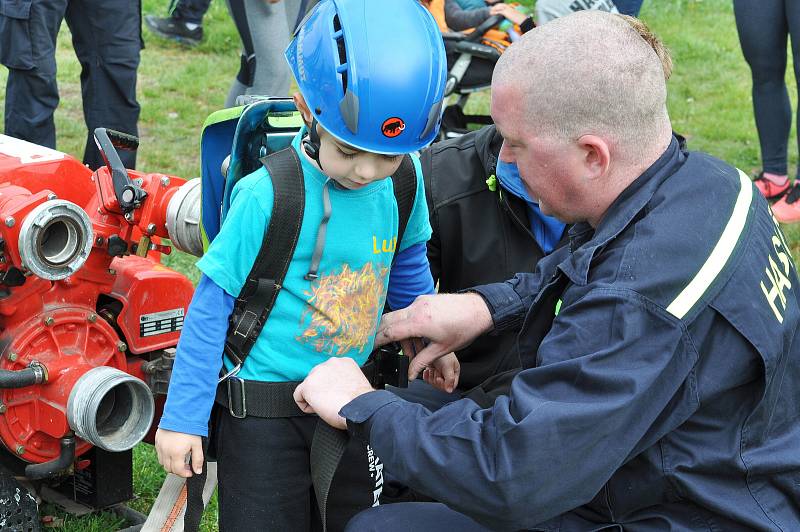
xmin=227 ymin=375 xmax=247 ymax=419
xmin=218 ymin=362 xmax=242 ymax=384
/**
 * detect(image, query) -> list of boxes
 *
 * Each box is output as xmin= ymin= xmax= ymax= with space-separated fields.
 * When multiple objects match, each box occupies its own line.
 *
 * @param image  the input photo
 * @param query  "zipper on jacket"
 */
xmin=499 ymin=188 xmax=539 ymax=243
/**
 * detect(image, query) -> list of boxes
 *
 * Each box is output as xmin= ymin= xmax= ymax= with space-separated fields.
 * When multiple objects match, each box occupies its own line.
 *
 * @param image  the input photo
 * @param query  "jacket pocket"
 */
xmin=0 ymin=0 xmax=35 ymax=70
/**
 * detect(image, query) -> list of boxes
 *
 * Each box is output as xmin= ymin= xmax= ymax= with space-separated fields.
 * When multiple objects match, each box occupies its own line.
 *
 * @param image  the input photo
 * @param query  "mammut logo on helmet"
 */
xmin=381 ymin=118 xmax=405 ymax=138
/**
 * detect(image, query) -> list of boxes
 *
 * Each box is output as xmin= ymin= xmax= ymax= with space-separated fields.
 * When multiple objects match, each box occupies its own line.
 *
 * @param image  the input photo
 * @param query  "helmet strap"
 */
xmin=302 ymin=117 xmax=324 ymax=172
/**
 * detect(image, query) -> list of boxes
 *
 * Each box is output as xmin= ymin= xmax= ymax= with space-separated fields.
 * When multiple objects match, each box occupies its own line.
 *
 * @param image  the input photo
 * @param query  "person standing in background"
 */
xmin=0 ymin=0 xmax=142 ymax=169
xmin=734 ymin=0 xmax=800 ymax=223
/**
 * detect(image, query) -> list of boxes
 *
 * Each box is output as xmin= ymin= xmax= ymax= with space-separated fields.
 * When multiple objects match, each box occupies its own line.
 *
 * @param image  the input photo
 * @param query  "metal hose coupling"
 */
xmin=165 ymin=178 xmax=202 ymax=257
xmin=18 ymin=199 xmax=93 ymax=280
xmin=66 ymin=366 xmax=154 ymax=452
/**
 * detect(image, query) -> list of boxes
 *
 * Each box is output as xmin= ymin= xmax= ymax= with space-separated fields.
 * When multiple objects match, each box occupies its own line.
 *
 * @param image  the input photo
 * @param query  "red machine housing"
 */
xmin=0 ymin=135 xmax=193 ymax=464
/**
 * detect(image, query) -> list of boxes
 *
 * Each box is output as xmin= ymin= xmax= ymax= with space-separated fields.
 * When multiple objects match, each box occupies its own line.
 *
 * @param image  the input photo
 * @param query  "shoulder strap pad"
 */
xmin=391 ymin=154 xmax=417 ymax=256
xmin=224 ymin=147 xmax=305 ymax=366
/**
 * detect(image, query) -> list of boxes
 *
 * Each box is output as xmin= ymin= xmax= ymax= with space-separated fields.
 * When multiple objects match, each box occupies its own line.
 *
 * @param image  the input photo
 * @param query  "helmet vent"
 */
xmin=332 ymin=15 xmax=349 ymax=95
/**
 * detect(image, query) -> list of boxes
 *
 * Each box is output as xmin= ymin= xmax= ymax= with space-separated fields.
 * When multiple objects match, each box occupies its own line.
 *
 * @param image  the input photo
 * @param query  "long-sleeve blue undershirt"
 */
xmin=159 ymin=241 xmax=432 ymax=436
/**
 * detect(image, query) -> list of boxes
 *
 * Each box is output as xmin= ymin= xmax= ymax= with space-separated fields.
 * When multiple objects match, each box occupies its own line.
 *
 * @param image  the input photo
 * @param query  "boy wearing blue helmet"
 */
xmin=155 ymin=0 xmax=450 ymax=529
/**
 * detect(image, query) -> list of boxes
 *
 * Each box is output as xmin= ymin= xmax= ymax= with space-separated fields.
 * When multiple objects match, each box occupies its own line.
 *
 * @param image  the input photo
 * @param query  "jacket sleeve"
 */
xmin=470 ymin=271 xmax=546 ymax=333
xmin=444 ymin=0 xmax=492 ymax=31
xmin=341 ymin=288 xmax=698 ymax=530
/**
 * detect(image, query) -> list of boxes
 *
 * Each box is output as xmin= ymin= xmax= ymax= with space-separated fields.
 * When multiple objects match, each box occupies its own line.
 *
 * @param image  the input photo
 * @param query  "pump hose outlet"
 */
xmin=66 ymin=366 xmax=154 ymax=452
xmin=165 ymin=178 xmax=202 ymax=257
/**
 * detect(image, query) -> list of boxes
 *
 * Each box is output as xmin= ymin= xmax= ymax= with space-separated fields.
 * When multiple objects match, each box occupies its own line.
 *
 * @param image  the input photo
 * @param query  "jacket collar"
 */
xmin=560 ymin=136 xmax=686 ymax=285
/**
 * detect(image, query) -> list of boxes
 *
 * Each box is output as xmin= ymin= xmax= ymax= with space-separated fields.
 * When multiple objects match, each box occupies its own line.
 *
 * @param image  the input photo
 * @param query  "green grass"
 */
xmin=0 ymin=0 xmax=798 ymax=529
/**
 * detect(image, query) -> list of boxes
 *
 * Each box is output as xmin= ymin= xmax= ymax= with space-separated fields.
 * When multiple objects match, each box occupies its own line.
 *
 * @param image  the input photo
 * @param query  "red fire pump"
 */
xmin=0 ymin=129 xmax=202 ymax=524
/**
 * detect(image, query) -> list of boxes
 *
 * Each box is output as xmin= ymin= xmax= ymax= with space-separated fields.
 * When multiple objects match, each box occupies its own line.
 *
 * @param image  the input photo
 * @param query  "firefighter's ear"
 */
xmin=293 ymin=93 xmax=314 ymax=127
xmin=577 ymin=134 xmax=610 ymax=181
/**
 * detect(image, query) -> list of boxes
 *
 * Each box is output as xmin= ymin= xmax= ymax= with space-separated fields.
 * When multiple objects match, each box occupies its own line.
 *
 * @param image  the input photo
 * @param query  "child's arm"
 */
xmin=386 ymin=242 xmax=435 ymax=310
xmin=156 ymin=274 xmax=234 ymax=476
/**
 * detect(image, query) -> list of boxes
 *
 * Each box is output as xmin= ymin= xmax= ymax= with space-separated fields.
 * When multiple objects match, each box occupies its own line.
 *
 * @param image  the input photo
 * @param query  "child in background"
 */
xmin=154 ymin=0 xmax=454 ymax=529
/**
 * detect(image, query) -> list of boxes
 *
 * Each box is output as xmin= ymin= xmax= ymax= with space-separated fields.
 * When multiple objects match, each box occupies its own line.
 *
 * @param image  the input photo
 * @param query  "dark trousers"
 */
xmin=0 ymin=0 xmax=141 ymax=169
xmin=734 ymin=0 xmax=800 ymax=176
xmin=171 ymin=0 xmax=211 ymax=24
xmin=214 ymin=407 xmax=382 ymax=531
xmin=613 ymin=0 xmax=643 ymax=16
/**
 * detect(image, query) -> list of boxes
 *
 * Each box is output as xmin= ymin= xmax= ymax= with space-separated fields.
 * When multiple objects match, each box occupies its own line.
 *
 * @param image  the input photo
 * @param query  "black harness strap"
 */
xmin=223 ymin=148 xmax=305 ymax=368
xmin=183 ymin=436 xmax=208 ymax=532
xmin=311 ymin=423 xmax=349 ymax=532
xmin=391 ymin=154 xmax=417 ymax=253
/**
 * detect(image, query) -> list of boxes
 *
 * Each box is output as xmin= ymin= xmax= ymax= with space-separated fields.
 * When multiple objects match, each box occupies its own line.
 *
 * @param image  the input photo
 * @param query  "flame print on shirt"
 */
xmin=297 ymin=262 xmax=389 ymax=355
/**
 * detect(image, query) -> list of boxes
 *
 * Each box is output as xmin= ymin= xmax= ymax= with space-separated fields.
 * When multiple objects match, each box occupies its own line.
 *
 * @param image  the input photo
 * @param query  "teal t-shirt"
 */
xmin=197 ymin=131 xmax=431 ymax=382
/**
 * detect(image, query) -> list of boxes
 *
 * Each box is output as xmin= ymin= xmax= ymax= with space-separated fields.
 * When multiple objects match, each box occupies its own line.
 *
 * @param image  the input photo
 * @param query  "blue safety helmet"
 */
xmin=285 ymin=0 xmax=447 ymax=155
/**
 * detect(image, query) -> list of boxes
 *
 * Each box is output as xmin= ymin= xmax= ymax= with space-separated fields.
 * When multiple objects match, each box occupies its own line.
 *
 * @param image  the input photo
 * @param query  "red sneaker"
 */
xmin=754 ymin=172 xmax=790 ymax=199
xmin=772 ymin=182 xmax=800 ymax=223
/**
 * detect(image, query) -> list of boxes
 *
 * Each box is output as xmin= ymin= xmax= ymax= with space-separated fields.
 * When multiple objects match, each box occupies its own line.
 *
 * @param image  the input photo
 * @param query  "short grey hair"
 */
xmin=493 ymin=11 xmax=671 ymax=151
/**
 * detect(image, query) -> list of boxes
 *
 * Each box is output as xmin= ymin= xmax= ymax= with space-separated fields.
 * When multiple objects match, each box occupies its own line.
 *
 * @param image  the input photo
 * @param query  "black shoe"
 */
xmin=144 ymin=14 xmax=203 ymax=46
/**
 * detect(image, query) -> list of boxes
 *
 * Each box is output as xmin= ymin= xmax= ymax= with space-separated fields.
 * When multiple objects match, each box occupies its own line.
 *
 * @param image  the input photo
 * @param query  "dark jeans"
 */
xmin=734 ymin=0 xmax=800 ymax=175
xmin=0 ymin=0 xmax=141 ymax=169
xmin=614 ymin=0 xmax=644 ymax=16
xmin=171 ymin=0 xmax=211 ymax=24
xmin=214 ymin=407 xmax=381 ymax=531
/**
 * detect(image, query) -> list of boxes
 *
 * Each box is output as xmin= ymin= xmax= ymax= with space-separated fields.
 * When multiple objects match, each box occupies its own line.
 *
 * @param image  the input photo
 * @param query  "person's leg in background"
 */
xmin=67 ymin=0 xmax=142 ymax=169
xmin=172 ymin=0 xmax=212 ymax=25
xmin=769 ymin=0 xmax=800 ymax=221
xmin=224 ymin=0 xmax=305 ymax=107
xmin=733 ymin=0 xmax=792 ymax=200
xmin=248 ymin=0 xmax=301 ymax=97
xmin=224 ymin=0 xmax=257 ymax=107
xmin=613 ymin=0 xmax=644 ymax=16
xmin=145 ymin=0 xmax=210 ymax=46
xmin=1 ymin=0 xmax=67 ymax=149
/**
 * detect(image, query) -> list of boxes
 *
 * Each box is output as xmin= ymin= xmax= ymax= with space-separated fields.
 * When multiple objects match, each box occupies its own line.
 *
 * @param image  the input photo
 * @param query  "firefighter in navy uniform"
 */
xmin=294 ymin=11 xmax=800 ymax=531
xmin=0 ymin=0 xmax=141 ymax=169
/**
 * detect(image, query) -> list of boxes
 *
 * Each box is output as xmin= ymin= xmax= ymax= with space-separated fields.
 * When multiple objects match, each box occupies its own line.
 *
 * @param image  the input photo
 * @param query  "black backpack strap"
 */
xmin=223 ymin=147 xmax=305 ymax=368
xmin=390 ymin=154 xmax=417 ymax=256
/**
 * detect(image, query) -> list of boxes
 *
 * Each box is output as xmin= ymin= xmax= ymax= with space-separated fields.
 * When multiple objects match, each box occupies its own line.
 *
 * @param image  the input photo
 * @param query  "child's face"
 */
xmin=316 ymin=128 xmax=404 ymax=190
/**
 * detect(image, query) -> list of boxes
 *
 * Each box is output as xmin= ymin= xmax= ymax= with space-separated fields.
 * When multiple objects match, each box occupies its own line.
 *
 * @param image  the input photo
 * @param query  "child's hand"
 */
xmin=155 ymin=428 xmax=204 ymax=478
xmin=422 ymin=352 xmax=460 ymax=393
xmin=490 ymin=3 xmax=528 ymax=25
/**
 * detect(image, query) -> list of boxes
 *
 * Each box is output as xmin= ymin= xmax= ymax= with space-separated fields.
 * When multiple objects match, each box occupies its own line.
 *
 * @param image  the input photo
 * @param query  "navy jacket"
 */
xmin=342 ymin=138 xmax=800 ymax=530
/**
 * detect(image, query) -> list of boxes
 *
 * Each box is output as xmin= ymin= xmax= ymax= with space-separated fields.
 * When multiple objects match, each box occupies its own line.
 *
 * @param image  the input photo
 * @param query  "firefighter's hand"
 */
xmin=294 ymin=358 xmax=375 ymax=430
xmin=375 ymin=293 xmax=493 ymax=380
xmin=155 ymin=428 xmax=204 ymax=478
xmin=423 ymin=352 xmax=460 ymax=393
